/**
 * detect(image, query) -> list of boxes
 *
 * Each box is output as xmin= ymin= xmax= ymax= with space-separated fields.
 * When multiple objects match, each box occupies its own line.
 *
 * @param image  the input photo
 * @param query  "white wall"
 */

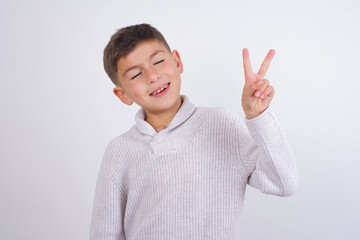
xmin=1 ymin=0 xmax=359 ymax=239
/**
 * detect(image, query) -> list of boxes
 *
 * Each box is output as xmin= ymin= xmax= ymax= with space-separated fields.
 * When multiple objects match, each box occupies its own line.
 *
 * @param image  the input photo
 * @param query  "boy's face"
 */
xmin=113 ymin=40 xmax=183 ymax=116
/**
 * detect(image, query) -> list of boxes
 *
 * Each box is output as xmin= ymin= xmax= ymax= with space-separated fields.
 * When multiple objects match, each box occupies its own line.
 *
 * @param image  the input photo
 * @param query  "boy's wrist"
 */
xmin=245 ymin=106 xmax=277 ymax=132
xmin=244 ymin=107 xmax=268 ymax=120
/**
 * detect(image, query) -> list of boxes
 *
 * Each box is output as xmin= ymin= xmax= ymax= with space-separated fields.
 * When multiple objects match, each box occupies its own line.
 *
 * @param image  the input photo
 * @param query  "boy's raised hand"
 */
xmin=241 ymin=48 xmax=275 ymax=119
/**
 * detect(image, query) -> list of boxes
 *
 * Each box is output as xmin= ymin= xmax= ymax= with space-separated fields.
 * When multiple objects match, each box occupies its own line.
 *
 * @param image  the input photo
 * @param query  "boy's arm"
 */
xmin=237 ymin=48 xmax=299 ymax=196
xmin=239 ymin=106 xmax=299 ymax=196
xmin=90 ymin=142 xmax=126 ymax=240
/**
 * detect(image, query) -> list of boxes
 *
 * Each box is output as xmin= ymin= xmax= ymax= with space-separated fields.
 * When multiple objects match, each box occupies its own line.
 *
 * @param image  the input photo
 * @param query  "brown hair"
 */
xmin=103 ymin=23 xmax=171 ymax=86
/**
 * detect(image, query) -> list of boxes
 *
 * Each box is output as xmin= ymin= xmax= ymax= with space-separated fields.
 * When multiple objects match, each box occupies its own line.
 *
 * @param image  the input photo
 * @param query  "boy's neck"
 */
xmin=145 ymin=96 xmax=183 ymax=133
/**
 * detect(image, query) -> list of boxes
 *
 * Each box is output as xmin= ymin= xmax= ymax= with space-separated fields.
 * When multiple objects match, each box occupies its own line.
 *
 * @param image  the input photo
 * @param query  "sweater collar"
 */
xmin=134 ymin=95 xmax=196 ymax=137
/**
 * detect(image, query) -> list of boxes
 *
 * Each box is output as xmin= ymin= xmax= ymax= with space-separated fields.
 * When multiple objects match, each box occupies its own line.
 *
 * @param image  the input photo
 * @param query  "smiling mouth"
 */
xmin=150 ymin=82 xmax=170 ymax=96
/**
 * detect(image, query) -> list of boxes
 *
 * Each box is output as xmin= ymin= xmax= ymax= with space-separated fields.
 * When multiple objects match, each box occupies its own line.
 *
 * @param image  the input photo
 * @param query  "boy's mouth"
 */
xmin=149 ymin=82 xmax=170 ymax=96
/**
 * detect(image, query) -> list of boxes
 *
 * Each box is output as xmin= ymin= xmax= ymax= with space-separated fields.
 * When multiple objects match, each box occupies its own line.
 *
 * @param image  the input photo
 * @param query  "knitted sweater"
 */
xmin=90 ymin=95 xmax=299 ymax=240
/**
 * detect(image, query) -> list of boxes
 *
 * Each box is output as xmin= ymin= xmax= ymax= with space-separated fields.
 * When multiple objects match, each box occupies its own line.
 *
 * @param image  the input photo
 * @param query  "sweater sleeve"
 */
xmin=90 ymin=142 xmax=126 ymax=240
xmin=236 ymin=106 xmax=299 ymax=197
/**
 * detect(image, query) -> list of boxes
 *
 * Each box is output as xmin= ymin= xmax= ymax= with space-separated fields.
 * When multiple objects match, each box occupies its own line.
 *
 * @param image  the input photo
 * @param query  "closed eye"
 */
xmin=131 ymin=72 xmax=141 ymax=79
xmin=154 ymin=59 xmax=164 ymax=65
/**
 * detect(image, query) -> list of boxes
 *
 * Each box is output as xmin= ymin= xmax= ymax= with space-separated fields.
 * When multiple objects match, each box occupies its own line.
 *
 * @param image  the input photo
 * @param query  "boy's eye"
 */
xmin=154 ymin=59 xmax=164 ymax=65
xmin=131 ymin=72 xmax=141 ymax=79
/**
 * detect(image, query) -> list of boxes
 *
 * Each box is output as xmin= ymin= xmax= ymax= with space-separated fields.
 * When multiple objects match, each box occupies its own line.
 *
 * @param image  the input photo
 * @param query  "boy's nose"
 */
xmin=145 ymin=67 xmax=160 ymax=84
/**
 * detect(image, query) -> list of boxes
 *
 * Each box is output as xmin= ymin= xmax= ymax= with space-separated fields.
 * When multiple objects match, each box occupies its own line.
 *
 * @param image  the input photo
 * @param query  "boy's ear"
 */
xmin=113 ymin=87 xmax=134 ymax=105
xmin=171 ymin=49 xmax=183 ymax=74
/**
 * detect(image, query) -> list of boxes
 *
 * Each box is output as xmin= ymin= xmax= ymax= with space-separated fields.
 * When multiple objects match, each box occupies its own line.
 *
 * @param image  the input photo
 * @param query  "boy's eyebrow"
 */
xmin=122 ymin=50 xmax=166 ymax=77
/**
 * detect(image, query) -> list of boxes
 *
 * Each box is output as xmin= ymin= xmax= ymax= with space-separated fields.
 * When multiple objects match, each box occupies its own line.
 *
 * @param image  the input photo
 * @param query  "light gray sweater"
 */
xmin=90 ymin=95 xmax=299 ymax=240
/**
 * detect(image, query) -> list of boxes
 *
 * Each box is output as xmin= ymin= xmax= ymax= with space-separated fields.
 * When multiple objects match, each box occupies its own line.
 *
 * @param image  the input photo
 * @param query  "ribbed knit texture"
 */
xmin=90 ymin=95 xmax=299 ymax=240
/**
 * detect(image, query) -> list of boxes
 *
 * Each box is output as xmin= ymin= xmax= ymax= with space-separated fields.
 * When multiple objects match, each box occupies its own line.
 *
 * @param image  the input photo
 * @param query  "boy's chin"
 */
xmin=144 ymin=97 xmax=182 ymax=113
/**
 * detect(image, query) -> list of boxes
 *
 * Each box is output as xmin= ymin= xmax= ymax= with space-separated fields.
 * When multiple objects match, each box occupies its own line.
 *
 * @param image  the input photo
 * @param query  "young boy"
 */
xmin=90 ymin=23 xmax=299 ymax=240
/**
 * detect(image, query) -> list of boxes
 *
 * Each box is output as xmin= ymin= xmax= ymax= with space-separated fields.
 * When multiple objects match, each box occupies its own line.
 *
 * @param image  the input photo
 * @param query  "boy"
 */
xmin=90 ymin=23 xmax=299 ymax=240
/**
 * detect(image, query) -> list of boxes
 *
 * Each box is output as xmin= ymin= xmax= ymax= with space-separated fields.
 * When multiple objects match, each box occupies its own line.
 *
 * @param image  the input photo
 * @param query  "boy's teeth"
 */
xmin=152 ymin=85 xmax=168 ymax=95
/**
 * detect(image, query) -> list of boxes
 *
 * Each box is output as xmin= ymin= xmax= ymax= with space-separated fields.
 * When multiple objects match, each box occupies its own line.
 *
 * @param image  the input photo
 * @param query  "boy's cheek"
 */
xmin=167 ymin=65 xmax=182 ymax=76
xmin=130 ymin=84 xmax=147 ymax=97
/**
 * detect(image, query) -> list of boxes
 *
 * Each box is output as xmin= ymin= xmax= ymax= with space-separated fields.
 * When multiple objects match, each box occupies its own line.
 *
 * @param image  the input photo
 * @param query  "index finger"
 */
xmin=257 ymin=49 xmax=275 ymax=79
xmin=242 ymin=48 xmax=253 ymax=78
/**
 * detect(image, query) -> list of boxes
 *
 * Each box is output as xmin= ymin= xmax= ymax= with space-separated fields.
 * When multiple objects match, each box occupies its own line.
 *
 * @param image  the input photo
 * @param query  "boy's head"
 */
xmin=104 ymin=23 xmax=171 ymax=86
xmin=103 ymin=23 xmax=183 ymax=116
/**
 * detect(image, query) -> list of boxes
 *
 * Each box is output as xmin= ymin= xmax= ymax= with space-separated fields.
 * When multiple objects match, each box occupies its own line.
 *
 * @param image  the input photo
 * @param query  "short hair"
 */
xmin=103 ymin=23 xmax=171 ymax=86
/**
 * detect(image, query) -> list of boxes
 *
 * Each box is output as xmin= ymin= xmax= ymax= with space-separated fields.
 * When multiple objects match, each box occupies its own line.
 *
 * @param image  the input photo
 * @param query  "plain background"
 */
xmin=1 ymin=0 xmax=359 ymax=239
